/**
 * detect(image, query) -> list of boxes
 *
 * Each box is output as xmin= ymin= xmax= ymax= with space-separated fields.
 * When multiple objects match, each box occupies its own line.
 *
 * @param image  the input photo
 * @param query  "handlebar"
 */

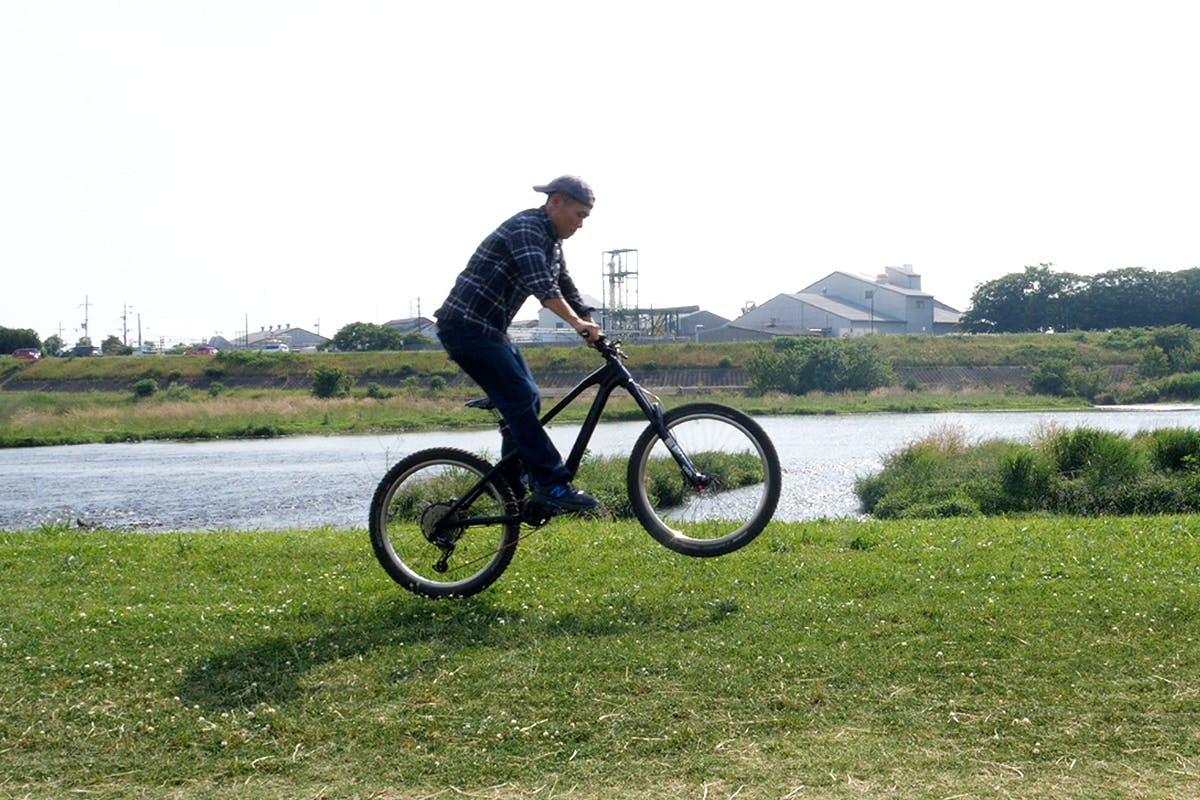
xmin=589 ymin=334 xmax=626 ymax=361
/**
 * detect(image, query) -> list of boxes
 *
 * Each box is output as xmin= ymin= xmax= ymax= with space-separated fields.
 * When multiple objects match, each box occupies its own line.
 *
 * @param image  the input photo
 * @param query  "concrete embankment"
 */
xmin=0 ymin=365 xmax=1060 ymax=394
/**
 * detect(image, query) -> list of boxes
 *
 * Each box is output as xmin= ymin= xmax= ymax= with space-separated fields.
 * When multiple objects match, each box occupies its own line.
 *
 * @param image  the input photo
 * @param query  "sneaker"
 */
xmin=529 ymin=483 xmax=600 ymax=513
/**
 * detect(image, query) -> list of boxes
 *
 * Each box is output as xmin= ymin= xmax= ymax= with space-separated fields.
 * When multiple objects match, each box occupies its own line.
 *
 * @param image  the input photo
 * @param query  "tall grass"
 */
xmin=857 ymin=425 xmax=1200 ymax=518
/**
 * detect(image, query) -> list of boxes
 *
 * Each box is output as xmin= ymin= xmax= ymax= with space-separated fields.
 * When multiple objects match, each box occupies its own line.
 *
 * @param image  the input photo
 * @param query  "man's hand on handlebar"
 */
xmin=577 ymin=321 xmax=602 ymax=344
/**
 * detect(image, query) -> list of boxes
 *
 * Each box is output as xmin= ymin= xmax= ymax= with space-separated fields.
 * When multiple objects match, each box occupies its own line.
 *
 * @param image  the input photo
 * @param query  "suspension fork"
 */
xmin=623 ymin=381 xmax=709 ymax=488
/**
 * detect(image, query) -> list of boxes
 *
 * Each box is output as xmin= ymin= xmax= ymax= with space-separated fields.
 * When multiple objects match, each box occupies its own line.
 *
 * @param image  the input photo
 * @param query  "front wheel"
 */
xmin=627 ymin=403 xmax=781 ymax=556
xmin=369 ymin=448 xmax=519 ymax=598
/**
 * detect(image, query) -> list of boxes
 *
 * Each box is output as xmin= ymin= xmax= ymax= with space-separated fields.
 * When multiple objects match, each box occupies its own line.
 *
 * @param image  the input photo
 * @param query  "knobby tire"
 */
xmin=627 ymin=402 xmax=781 ymax=556
xmin=369 ymin=447 xmax=519 ymax=598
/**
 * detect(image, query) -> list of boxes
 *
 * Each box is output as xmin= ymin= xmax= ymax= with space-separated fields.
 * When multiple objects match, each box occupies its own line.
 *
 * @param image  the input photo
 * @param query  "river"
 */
xmin=2 ymin=406 xmax=1199 ymax=531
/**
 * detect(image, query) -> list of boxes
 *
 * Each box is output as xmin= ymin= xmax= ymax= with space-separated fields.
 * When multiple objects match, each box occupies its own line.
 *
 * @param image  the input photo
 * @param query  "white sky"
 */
xmin=2 ymin=1 xmax=1198 ymax=346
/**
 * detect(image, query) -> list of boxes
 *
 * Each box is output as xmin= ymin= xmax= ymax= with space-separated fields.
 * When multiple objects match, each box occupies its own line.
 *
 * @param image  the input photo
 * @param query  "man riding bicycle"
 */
xmin=434 ymin=175 xmax=602 ymax=513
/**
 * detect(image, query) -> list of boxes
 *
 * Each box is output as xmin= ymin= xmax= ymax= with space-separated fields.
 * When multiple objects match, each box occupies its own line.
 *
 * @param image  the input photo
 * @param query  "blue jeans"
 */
xmin=436 ymin=321 xmax=571 ymax=492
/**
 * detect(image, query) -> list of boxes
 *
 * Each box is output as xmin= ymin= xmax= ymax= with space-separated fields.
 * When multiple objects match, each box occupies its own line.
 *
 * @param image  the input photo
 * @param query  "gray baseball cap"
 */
xmin=533 ymin=175 xmax=595 ymax=207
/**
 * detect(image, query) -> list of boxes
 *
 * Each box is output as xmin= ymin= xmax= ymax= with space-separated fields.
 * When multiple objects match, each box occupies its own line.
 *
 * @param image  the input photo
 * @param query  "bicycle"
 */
xmin=369 ymin=336 xmax=781 ymax=598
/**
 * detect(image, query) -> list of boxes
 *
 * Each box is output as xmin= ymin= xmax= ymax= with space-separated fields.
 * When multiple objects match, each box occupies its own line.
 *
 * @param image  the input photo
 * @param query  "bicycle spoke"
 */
xmin=369 ymin=449 xmax=519 ymax=598
xmin=629 ymin=403 xmax=780 ymax=556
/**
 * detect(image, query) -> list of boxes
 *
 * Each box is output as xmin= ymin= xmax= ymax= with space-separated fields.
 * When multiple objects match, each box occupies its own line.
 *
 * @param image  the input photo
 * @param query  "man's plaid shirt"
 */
xmin=435 ymin=206 xmax=589 ymax=338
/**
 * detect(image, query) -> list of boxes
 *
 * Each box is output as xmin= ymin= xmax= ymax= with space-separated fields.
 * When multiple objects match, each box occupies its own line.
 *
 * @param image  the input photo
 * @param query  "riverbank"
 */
xmin=5 ymin=518 xmax=1198 ymax=798
xmin=0 ymin=382 xmax=1092 ymax=448
xmin=6 ymin=327 xmax=1191 ymax=447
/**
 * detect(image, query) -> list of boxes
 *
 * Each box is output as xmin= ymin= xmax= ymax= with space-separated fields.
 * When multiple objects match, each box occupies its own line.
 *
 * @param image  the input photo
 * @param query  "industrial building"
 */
xmin=701 ymin=265 xmax=962 ymax=341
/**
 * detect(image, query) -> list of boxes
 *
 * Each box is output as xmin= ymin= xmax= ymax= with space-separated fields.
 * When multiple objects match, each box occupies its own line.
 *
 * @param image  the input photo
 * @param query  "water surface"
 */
xmin=3 ymin=406 xmax=1198 ymax=531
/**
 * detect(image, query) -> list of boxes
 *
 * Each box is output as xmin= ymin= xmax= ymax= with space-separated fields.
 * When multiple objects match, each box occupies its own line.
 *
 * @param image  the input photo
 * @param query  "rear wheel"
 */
xmin=627 ymin=403 xmax=781 ymax=556
xmin=369 ymin=448 xmax=519 ymax=598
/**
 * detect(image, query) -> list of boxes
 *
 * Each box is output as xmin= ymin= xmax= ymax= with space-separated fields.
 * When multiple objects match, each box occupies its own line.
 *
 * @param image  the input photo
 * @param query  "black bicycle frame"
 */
xmin=436 ymin=342 xmax=703 ymax=529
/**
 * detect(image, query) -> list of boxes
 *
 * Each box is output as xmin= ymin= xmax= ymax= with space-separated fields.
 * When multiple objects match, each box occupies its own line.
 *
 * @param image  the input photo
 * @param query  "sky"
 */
xmin=2 ymin=1 xmax=1198 ymax=347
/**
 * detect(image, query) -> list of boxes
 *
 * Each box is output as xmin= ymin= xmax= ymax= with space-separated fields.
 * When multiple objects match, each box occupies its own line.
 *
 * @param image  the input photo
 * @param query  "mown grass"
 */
xmin=3 ymin=518 xmax=1199 ymax=798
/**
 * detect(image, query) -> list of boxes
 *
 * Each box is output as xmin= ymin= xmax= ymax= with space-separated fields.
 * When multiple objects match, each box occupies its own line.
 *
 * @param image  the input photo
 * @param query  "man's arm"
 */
xmin=542 ymin=296 xmax=602 ymax=343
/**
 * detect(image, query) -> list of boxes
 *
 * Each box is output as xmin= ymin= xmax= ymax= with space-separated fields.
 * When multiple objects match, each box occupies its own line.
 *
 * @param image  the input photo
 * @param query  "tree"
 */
xmin=101 ymin=335 xmax=131 ymax=356
xmin=403 ymin=331 xmax=436 ymax=350
xmin=329 ymin=322 xmax=407 ymax=351
xmin=1084 ymin=267 xmax=1165 ymax=329
xmin=961 ymin=265 xmax=1200 ymax=332
xmin=43 ymin=334 xmax=64 ymax=357
xmin=0 ymin=326 xmax=40 ymax=354
xmin=960 ymin=264 xmax=1082 ymax=333
xmin=1165 ymin=268 xmax=1200 ymax=328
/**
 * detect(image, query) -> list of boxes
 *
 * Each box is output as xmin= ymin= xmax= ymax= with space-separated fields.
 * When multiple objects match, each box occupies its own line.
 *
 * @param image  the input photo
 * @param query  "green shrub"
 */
xmin=1158 ymin=372 xmax=1200 ymax=401
xmin=1145 ymin=428 xmax=1200 ymax=472
xmin=1044 ymin=427 xmax=1144 ymax=488
xmin=1119 ymin=383 xmax=1161 ymax=404
xmin=365 ymin=382 xmax=391 ymax=399
xmin=163 ymin=381 xmax=190 ymax=401
xmin=853 ymin=429 xmax=970 ymax=517
xmin=894 ymin=495 xmax=982 ymax=519
xmin=1138 ymin=347 xmax=1170 ymax=379
xmin=1029 ymin=359 xmax=1073 ymax=396
xmin=1069 ymin=366 xmax=1107 ymax=401
xmin=311 ymin=364 xmax=353 ymax=398
xmin=132 ymin=378 xmax=158 ymax=398
xmin=207 ymin=382 xmax=226 ymax=397
xmin=747 ymin=337 xmax=893 ymax=395
xmin=993 ymin=443 xmax=1054 ymax=512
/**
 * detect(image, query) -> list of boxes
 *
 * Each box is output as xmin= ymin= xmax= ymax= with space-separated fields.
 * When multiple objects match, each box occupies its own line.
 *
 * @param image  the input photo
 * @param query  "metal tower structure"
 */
xmin=602 ymin=248 xmax=640 ymax=336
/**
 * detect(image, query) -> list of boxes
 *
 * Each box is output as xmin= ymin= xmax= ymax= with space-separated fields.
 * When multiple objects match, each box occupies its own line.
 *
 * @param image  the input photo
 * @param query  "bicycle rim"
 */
xmin=369 ymin=448 xmax=519 ymax=598
xmin=628 ymin=403 xmax=781 ymax=556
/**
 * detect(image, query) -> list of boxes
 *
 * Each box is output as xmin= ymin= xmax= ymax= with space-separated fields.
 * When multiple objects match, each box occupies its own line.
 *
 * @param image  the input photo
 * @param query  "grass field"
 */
xmin=3 ymin=516 xmax=1199 ymax=798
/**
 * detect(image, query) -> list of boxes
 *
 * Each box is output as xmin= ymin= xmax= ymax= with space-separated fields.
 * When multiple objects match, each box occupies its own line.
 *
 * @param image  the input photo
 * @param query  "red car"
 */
xmin=12 ymin=347 xmax=41 ymax=361
xmin=185 ymin=345 xmax=219 ymax=356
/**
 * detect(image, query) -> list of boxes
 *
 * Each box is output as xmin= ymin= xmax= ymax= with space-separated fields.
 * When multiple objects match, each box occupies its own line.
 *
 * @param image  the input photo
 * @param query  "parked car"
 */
xmin=12 ymin=347 xmax=41 ymax=361
xmin=185 ymin=345 xmax=219 ymax=355
xmin=259 ymin=341 xmax=290 ymax=353
xmin=68 ymin=345 xmax=102 ymax=357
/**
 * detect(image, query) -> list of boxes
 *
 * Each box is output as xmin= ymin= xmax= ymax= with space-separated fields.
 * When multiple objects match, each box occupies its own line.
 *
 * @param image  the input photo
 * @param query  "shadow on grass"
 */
xmin=177 ymin=590 xmax=730 ymax=713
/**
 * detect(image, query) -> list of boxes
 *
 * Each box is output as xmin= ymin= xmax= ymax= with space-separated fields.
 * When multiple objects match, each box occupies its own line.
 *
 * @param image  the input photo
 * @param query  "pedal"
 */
xmin=521 ymin=499 xmax=557 ymax=527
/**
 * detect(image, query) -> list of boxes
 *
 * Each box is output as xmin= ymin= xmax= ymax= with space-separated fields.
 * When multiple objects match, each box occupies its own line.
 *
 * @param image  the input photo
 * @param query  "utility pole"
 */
xmin=79 ymin=295 xmax=92 ymax=343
